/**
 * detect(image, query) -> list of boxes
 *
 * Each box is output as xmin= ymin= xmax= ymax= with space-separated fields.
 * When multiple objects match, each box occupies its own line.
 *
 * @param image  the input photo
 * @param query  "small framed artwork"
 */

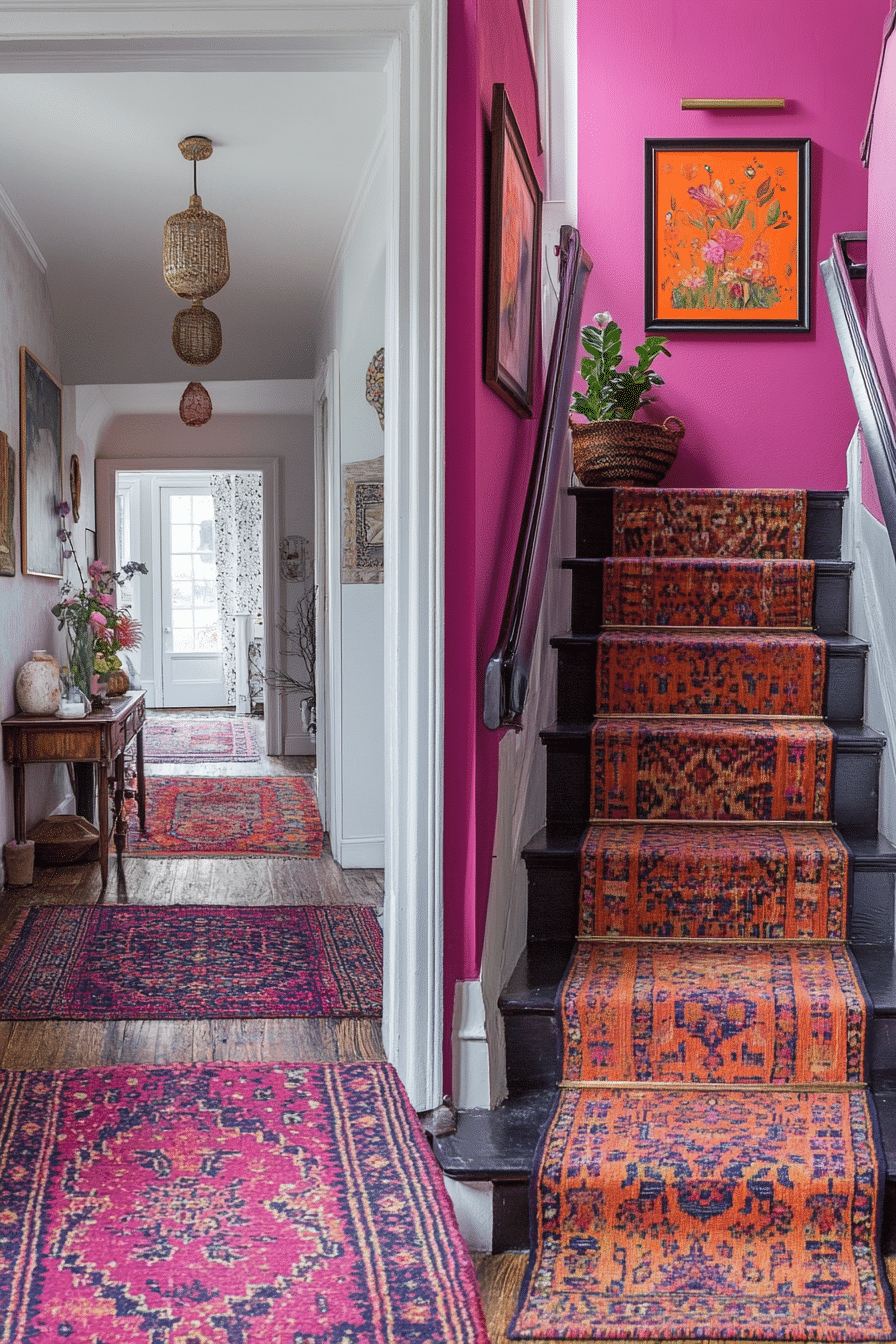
xmin=485 ymin=83 xmax=543 ymax=417
xmin=20 ymin=346 xmax=63 ymax=577
xmin=0 ymin=430 xmax=15 ymax=577
xmin=645 ymin=138 xmax=811 ymax=333
xmin=342 ymin=456 xmax=384 ymax=585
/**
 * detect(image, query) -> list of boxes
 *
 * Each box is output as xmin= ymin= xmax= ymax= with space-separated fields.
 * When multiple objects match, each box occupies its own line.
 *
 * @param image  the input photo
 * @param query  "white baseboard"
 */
xmin=451 ymin=979 xmax=492 ymax=1110
xmin=283 ymin=731 xmax=317 ymax=756
xmin=332 ymin=834 xmax=384 ymax=868
xmin=443 ymin=1177 xmax=493 ymax=1253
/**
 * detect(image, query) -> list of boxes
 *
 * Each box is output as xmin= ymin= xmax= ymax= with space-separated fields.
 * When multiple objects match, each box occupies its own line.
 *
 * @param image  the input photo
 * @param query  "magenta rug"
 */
xmin=140 ymin=713 xmax=261 ymax=763
xmin=0 ymin=1060 xmax=489 ymax=1342
xmin=127 ymin=776 xmax=323 ymax=857
xmin=0 ymin=904 xmax=381 ymax=1018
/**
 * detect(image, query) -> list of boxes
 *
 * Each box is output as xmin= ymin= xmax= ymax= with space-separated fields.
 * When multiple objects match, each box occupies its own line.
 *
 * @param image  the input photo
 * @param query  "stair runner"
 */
xmin=510 ymin=489 xmax=896 ymax=1341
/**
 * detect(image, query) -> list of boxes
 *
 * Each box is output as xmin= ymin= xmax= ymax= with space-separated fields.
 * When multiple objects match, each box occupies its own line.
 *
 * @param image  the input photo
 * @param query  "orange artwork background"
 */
xmin=652 ymin=146 xmax=802 ymax=323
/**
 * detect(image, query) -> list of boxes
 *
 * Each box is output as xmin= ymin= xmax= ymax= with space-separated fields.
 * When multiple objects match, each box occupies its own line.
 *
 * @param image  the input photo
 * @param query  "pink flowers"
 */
xmin=701 ymin=240 xmax=725 ymax=266
xmin=687 ymin=183 xmax=725 ymax=214
xmin=713 ymin=229 xmax=745 ymax=255
xmin=681 ymin=273 xmax=706 ymax=290
xmin=87 ymin=559 xmax=109 ymax=580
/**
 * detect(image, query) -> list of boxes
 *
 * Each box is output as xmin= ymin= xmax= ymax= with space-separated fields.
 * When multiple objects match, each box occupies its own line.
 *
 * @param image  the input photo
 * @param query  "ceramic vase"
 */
xmin=15 ymin=650 xmax=61 ymax=716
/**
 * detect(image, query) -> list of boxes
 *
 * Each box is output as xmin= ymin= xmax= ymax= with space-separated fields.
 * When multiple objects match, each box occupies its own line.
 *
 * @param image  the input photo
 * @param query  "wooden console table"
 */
xmin=3 ymin=690 xmax=146 ymax=888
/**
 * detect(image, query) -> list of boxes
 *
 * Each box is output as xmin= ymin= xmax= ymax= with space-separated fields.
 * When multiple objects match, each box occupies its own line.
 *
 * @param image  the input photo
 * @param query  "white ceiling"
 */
xmin=0 ymin=70 xmax=387 ymax=386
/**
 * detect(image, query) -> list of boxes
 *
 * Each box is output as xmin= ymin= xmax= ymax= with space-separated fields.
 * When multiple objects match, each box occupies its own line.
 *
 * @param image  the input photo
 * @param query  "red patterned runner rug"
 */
xmin=612 ymin=488 xmax=808 ymax=558
xmin=510 ymin=1087 xmax=894 ymax=1340
xmin=126 ymin=776 xmax=323 ymax=857
xmin=0 ymin=1061 xmax=489 ymax=1343
xmin=0 ymin=904 xmax=381 ymax=1018
xmin=597 ymin=629 xmax=826 ymax=716
xmin=561 ymin=941 xmax=868 ymax=1084
xmin=602 ymin=557 xmax=816 ymax=627
xmin=579 ymin=823 xmax=849 ymax=939
xmin=591 ymin=716 xmax=834 ymax=822
xmin=139 ymin=713 xmax=261 ymax=763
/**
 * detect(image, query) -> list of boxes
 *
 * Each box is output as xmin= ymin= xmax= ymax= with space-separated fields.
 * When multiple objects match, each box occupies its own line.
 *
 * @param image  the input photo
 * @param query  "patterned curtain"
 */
xmin=210 ymin=472 xmax=263 ymax=703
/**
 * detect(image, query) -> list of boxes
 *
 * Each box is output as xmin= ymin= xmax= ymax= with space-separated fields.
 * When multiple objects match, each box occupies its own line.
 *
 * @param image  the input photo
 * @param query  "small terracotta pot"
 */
xmin=4 ymin=839 xmax=35 ymax=887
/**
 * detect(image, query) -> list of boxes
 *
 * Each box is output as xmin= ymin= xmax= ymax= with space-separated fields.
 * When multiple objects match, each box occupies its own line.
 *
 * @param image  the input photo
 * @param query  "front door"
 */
xmin=159 ymin=485 xmax=229 ymax=707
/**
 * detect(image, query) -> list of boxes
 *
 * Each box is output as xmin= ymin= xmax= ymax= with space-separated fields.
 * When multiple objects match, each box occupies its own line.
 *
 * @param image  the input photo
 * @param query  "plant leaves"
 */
xmin=766 ymin=199 xmax=781 ymax=226
xmin=756 ymin=176 xmax=772 ymax=201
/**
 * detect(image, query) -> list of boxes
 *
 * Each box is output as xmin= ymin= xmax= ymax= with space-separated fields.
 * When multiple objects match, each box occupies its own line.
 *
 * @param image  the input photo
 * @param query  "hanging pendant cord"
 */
xmin=193 ymin=159 xmax=198 ymax=196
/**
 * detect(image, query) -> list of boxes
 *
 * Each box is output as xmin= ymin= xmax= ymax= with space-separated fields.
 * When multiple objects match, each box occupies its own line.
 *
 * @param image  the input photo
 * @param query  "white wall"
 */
xmin=0 ymin=193 xmax=73 ymax=863
xmin=96 ymin=407 xmax=315 ymax=752
xmin=315 ymin=132 xmax=387 ymax=867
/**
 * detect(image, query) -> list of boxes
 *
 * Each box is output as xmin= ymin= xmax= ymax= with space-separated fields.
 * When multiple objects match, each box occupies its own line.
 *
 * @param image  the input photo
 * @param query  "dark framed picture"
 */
xmin=20 ymin=346 xmax=63 ymax=577
xmin=485 ymin=83 xmax=542 ymax=417
xmin=645 ymin=138 xmax=811 ymax=333
xmin=0 ymin=430 xmax=15 ymax=577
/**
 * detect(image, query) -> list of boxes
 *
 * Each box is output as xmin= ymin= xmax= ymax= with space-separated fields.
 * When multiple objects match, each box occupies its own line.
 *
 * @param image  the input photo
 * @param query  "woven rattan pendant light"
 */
xmin=172 ymin=298 xmax=222 ymax=366
xmin=180 ymin=381 xmax=213 ymax=427
xmin=163 ymin=137 xmax=230 ymax=301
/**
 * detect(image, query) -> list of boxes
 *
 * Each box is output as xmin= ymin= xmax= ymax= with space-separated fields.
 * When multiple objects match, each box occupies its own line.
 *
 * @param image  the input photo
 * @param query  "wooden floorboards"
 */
xmin=0 ymin=732 xmax=386 ymax=1072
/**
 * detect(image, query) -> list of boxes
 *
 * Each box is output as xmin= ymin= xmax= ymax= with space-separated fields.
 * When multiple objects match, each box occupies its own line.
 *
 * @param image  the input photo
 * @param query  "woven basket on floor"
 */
xmin=27 ymin=815 xmax=99 ymax=866
xmin=570 ymin=415 xmax=685 ymax=487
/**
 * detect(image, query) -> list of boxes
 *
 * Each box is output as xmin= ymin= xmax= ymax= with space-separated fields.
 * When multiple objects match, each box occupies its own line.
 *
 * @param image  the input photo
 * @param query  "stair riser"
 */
xmin=555 ymin=640 xmax=866 ymax=723
xmin=525 ymin=856 xmax=895 ymax=948
xmin=572 ymin=489 xmax=846 ymax=562
xmin=543 ymin=733 xmax=882 ymax=832
xmin=567 ymin=563 xmax=851 ymax=636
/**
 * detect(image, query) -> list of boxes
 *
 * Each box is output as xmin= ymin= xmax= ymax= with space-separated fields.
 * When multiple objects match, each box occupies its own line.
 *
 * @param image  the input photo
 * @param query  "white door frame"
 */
xmin=23 ymin=2 xmax=447 ymax=1112
xmin=97 ymin=457 xmax=283 ymax=753
xmin=313 ymin=352 xmax=340 ymax=855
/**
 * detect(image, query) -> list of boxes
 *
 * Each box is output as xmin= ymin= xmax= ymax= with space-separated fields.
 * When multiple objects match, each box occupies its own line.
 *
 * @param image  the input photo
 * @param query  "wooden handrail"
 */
xmin=821 ymin=232 xmax=896 ymax=560
xmin=483 ymin=225 xmax=593 ymax=730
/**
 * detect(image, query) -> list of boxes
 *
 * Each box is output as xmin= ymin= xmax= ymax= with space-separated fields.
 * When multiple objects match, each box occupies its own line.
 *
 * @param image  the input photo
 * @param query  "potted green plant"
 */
xmin=569 ymin=313 xmax=684 ymax=486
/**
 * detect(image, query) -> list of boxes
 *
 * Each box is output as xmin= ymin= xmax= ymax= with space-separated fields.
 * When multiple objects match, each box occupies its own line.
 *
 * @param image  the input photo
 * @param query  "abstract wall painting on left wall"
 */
xmin=0 ymin=429 xmax=15 ymax=577
xmin=20 ymin=347 xmax=63 ymax=579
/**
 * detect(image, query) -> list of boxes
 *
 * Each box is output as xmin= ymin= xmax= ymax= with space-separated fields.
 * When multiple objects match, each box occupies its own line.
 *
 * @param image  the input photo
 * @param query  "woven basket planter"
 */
xmin=570 ymin=415 xmax=685 ymax=487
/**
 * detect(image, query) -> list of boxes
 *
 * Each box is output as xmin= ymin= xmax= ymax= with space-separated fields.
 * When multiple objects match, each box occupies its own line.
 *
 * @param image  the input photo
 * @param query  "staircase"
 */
xmin=435 ymin=484 xmax=896 ymax=1286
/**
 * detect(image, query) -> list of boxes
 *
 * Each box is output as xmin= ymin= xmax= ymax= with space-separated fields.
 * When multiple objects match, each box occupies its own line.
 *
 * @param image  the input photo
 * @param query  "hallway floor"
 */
xmin=0 ymin=719 xmax=384 ymax=1071
xmin=0 ymin=713 xmax=531 ymax=1331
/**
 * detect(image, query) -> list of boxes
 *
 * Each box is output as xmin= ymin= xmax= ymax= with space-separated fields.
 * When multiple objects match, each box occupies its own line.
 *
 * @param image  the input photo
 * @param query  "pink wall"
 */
xmin=577 ymin=0 xmax=885 ymax=489
xmin=444 ymin=0 xmax=543 ymax=1080
xmin=865 ymin=10 xmax=896 ymax=521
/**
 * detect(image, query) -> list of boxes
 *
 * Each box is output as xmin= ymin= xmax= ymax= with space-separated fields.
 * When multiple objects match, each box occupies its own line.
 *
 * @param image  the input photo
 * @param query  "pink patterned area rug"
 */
xmin=140 ymin=713 xmax=261 ymax=763
xmin=0 ymin=904 xmax=381 ymax=1018
xmin=127 ymin=776 xmax=323 ymax=858
xmin=0 ymin=1061 xmax=490 ymax=1342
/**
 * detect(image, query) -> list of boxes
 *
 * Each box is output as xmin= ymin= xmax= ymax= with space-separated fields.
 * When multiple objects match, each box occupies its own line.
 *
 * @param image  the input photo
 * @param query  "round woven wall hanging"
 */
xmin=172 ymin=299 xmax=222 ymax=366
xmin=180 ymin=381 xmax=213 ymax=427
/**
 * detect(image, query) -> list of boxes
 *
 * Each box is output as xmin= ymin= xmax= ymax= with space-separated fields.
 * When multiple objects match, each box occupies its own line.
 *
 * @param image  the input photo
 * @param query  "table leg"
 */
xmin=96 ymin=761 xmax=108 ymax=889
xmin=113 ymin=749 xmax=127 ymax=867
xmin=12 ymin=764 xmax=25 ymax=843
xmin=73 ymin=762 xmax=95 ymax=823
xmin=136 ymin=725 xmax=146 ymax=832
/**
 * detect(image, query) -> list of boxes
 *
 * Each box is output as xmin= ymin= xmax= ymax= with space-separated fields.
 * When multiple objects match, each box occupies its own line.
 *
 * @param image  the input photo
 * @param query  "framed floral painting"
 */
xmin=485 ymin=83 xmax=542 ymax=417
xmin=20 ymin=346 xmax=63 ymax=578
xmin=645 ymin=138 xmax=811 ymax=332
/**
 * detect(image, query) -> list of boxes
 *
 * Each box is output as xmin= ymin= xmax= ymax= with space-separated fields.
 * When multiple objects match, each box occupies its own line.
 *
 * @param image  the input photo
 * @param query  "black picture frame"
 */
xmin=645 ymin=137 xmax=811 ymax=333
xmin=20 ymin=346 xmax=63 ymax=577
xmin=485 ymin=83 xmax=543 ymax=417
